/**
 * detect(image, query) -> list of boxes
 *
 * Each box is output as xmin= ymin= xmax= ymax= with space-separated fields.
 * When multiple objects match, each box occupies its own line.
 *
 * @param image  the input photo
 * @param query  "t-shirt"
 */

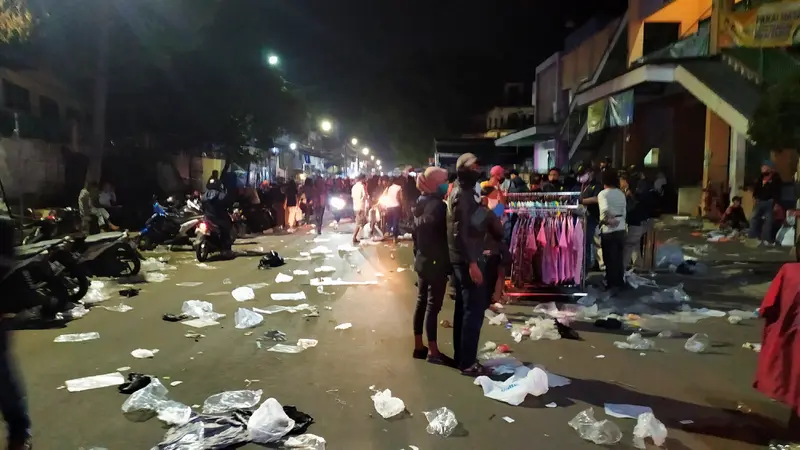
xmin=351 ymin=182 xmax=368 ymax=212
xmin=598 ymin=187 xmax=627 ymax=234
xmin=285 ymin=184 xmax=298 ymax=207
xmin=383 ymin=184 xmax=402 ymax=208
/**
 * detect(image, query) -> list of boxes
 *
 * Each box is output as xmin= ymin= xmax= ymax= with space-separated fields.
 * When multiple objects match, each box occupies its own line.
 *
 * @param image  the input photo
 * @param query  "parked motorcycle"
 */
xmin=21 ymin=207 xmax=81 ymax=245
xmin=138 ymin=197 xmax=202 ymax=250
xmin=194 ymin=217 xmax=235 ymax=262
xmin=70 ymin=231 xmax=142 ymax=278
xmin=16 ymin=237 xmax=90 ymax=302
xmin=3 ymin=242 xmax=73 ymax=318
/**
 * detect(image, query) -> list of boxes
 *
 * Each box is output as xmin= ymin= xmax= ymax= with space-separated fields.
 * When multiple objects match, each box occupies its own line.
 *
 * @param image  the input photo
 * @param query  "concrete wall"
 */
xmin=0 ymin=137 xmax=65 ymax=200
xmin=561 ymin=18 xmax=621 ymax=92
xmin=535 ymin=62 xmax=560 ymax=124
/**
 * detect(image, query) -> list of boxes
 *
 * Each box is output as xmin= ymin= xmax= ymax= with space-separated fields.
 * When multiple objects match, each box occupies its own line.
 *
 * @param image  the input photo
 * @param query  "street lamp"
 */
xmin=351 ymin=137 xmax=358 ymax=146
xmin=320 ymin=119 xmax=333 ymax=132
xmin=362 ymin=147 xmax=370 ymax=156
xmin=376 ymin=159 xmax=381 ymax=165
xmin=370 ymin=155 xmax=375 ymax=161
xmin=267 ymin=54 xmax=279 ymax=66
xmin=289 ymin=142 xmax=297 ymax=150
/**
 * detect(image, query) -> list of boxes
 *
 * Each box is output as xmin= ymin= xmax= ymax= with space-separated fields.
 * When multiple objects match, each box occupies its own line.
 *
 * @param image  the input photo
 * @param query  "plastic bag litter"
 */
xmin=275 ymin=273 xmax=293 ymax=283
xmin=234 ymin=308 xmax=264 ymax=329
xmin=66 ymin=372 xmax=125 ymax=392
xmin=684 ymin=333 xmax=710 ymax=353
xmin=271 ymin=292 xmax=307 ymax=301
xmin=309 ymin=246 xmax=331 ymax=255
xmin=614 ymin=333 xmax=657 ymax=351
xmin=145 ymin=272 xmax=168 ymax=283
xmin=54 ymin=332 xmax=100 ymax=342
xmin=142 ymin=257 xmax=176 ymax=272
xmin=662 ymin=283 xmax=691 ymax=302
xmin=638 ymin=316 xmax=678 ymax=333
xmin=232 ymin=287 xmax=255 ymax=302
xmin=314 ymin=266 xmax=336 ymax=274
xmin=253 ymin=304 xmax=315 ymax=315
xmin=334 ymin=323 xmax=352 ymax=330
xmin=176 ymin=281 xmax=203 ymax=287
xmin=423 ymin=407 xmax=458 ymax=437
xmin=293 ymin=270 xmax=309 ymax=276
xmin=310 ymin=277 xmax=378 ymax=286
xmin=337 ymin=243 xmax=359 ymax=252
xmin=484 ymin=309 xmax=508 ymax=325
xmin=267 ymin=339 xmax=318 ymax=354
xmin=181 ymin=300 xmax=224 ymax=320
xmin=729 ymin=309 xmax=758 ymax=320
xmin=203 ymin=389 xmax=263 ymax=414
xmin=84 ymin=280 xmax=112 ymax=304
xmin=656 ymin=244 xmax=685 ymax=267
xmin=633 ymin=412 xmax=668 ymax=449
xmin=568 ymin=408 xmax=623 ymax=445
xmin=526 ymin=317 xmax=561 ymax=341
xmin=131 ymin=348 xmax=159 ymax=359
xmin=56 ymin=303 xmax=89 ymax=320
xmin=248 ymin=398 xmax=296 ymax=444
xmin=121 ymin=378 xmax=192 ymax=426
xmin=474 ymin=366 xmax=549 ymax=406
xmin=284 ymin=434 xmax=327 ymax=449
xmin=625 ymin=270 xmax=659 ymax=289
xmin=101 ymin=303 xmax=133 ymax=313
xmin=728 ymin=315 xmax=743 ymax=324
xmin=371 ymin=389 xmax=406 ymax=419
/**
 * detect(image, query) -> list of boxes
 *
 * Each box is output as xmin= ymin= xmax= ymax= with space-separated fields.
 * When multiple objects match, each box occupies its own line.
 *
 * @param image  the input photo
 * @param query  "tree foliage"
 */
xmin=749 ymin=71 xmax=800 ymax=151
xmin=0 ymin=0 xmax=32 ymax=42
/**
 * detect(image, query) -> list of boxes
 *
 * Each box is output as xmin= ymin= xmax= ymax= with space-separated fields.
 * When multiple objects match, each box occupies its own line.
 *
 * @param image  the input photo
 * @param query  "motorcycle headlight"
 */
xmin=330 ymin=197 xmax=346 ymax=210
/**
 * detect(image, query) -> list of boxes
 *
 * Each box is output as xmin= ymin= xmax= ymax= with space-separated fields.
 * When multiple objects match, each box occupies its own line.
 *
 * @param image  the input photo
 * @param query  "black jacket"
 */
xmin=202 ymin=188 xmax=231 ymax=222
xmin=412 ymin=194 xmax=450 ymax=278
xmin=752 ymin=174 xmax=782 ymax=202
xmin=541 ymin=181 xmax=564 ymax=193
xmin=446 ymin=179 xmax=484 ymax=265
xmin=507 ymin=177 xmax=529 ymax=194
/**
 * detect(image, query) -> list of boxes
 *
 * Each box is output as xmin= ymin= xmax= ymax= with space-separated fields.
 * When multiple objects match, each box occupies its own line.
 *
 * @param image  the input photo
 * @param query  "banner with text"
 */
xmin=720 ymin=0 xmax=800 ymax=48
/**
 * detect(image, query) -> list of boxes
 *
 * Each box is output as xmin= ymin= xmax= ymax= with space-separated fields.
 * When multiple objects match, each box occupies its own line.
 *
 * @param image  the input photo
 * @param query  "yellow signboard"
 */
xmin=720 ymin=0 xmax=800 ymax=48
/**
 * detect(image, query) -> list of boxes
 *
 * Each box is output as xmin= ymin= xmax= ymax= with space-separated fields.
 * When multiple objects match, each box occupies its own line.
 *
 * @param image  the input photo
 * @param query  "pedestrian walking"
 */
xmin=383 ymin=177 xmax=403 ymax=242
xmin=598 ymin=169 xmax=627 ymax=291
xmin=411 ymin=167 xmax=452 ymax=364
xmin=351 ymin=174 xmax=369 ymax=244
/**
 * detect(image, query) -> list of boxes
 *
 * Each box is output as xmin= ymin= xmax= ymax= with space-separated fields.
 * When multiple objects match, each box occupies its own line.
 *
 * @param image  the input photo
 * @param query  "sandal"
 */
xmin=413 ymin=347 xmax=428 ymax=360
xmin=460 ymin=363 xmax=490 ymax=377
xmin=427 ymin=354 xmax=455 ymax=367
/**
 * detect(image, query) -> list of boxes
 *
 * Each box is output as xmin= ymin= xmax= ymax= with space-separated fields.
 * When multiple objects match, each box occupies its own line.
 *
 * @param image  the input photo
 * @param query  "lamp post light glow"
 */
xmin=376 ymin=159 xmax=381 ymax=165
xmin=289 ymin=142 xmax=298 ymax=150
xmin=320 ymin=120 xmax=333 ymax=132
xmin=362 ymin=147 xmax=370 ymax=156
xmin=267 ymin=54 xmax=279 ymax=66
xmin=370 ymin=155 xmax=375 ymax=161
xmin=351 ymin=137 xmax=358 ymax=146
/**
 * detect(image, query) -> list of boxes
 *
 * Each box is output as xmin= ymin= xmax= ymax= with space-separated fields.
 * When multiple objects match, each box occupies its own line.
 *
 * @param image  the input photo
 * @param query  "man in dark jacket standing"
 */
xmin=202 ymin=180 xmax=234 ymax=255
xmin=749 ymin=161 xmax=782 ymax=244
xmin=447 ymin=153 xmax=489 ymax=376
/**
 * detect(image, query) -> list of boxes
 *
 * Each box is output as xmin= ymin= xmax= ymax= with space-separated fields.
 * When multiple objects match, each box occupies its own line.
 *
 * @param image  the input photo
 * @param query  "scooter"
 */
xmin=70 ymin=231 xmax=142 ymax=278
xmin=138 ymin=197 xmax=201 ymax=250
xmin=16 ymin=237 xmax=89 ymax=302
xmin=21 ymin=207 xmax=81 ymax=245
xmin=3 ymin=243 xmax=73 ymax=318
xmin=194 ymin=217 xmax=235 ymax=262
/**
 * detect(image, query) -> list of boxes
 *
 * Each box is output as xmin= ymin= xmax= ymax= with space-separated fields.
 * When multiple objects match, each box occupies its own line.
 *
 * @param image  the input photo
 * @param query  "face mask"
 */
xmin=438 ymin=183 xmax=449 ymax=196
xmin=492 ymin=203 xmax=505 ymax=217
xmin=578 ymin=174 xmax=590 ymax=184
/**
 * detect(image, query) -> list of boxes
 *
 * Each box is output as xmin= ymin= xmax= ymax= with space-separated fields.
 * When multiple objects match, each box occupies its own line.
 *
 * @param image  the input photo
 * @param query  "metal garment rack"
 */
xmin=504 ymin=191 xmax=587 ymax=300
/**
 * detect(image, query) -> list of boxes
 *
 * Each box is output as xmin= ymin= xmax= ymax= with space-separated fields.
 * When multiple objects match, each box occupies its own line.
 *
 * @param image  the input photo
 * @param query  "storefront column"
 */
xmin=728 ymin=131 xmax=746 ymax=197
xmin=702 ymin=109 xmax=731 ymax=189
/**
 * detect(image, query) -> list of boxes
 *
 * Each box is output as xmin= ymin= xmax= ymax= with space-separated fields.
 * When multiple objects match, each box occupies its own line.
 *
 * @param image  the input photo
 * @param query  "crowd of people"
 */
xmin=409 ymin=154 xmax=666 ymax=376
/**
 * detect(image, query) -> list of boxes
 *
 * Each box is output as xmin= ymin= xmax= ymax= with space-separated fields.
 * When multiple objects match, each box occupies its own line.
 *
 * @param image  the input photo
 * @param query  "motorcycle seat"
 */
xmin=14 ymin=238 xmax=63 ymax=257
xmin=84 ymin=231 xmax=125 ymax=243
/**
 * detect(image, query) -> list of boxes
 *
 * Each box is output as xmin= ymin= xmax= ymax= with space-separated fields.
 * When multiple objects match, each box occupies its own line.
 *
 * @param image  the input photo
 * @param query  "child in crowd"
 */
xmin=720 ymin=196 xmax=749 ymax=234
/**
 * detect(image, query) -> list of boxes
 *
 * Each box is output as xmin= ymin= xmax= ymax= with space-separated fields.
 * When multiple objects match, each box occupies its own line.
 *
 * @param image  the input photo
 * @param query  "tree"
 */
xmin=0 ymin=0 xmax=31 ymax=42
xmin=748 ymin=71 xmax=800 ymax=152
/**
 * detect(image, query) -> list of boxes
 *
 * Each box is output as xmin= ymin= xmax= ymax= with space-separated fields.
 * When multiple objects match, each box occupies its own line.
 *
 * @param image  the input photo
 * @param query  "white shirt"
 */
xmin=598 ymin=187 xmax=627 ymax=234
xmin=351 ymin=182 xmax=368 ymax=212
xmin=383 ymin=184 xmax=402 ymax=208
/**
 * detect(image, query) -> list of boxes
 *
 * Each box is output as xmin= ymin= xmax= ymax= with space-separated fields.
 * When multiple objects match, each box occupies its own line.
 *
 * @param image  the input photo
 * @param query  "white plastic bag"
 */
xmin=202 ymin=389 xmax=263 ymax=414
xmin=275 ymin=273 xmax=293 ymax=283
xmin=234 ymin=308 xmax=264 ymax=329
xmin=232 ymin=286 xmax=256 ymax=302
xmin=423 ymin=407 xmax=458 ymax=437
xmin=655 ymin=243 xmax=684 ymax=267
xmin=181 ymin=300 xmax=224 ymax=320
xmin=121 ymin=378 xmax=191 ymax=426
xmin=684 ymin=333 xmax=710 ymax=353
xmin=285 ymin=434 xmax=326 ymax=449
xmin=569 ymin=408 xmax=623 ymax=445
xmin=473 ymin=366 xmax=549 ymax=406
xmin=633 ymin=412 xmax=668 ymax=448
xmin=248 ymin=398 xmax=295 ymax=444
xmin=371 ymin=389 xmax=406 ymax=419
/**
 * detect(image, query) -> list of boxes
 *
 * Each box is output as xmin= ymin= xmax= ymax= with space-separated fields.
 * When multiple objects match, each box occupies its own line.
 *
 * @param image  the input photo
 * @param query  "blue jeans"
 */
xmin=749 ymin=199 xmax=774 ymax=242
xmin=386 ymin=207 xmax=401 ymax=238
xmin=0 ymin=324 xmax=30 ymax=442
xmin=585 ymin=216 xmax=598 ymax=270
xmin=503 ymin=214 xmax=517 ymax=247
xmin=452 ymin=263 xmax=487 ymax=371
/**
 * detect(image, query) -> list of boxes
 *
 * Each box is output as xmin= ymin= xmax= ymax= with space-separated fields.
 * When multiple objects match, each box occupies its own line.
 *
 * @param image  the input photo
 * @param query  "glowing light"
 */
xmin=267 ymin=54 xmax=279 ymax=66
xmin=289 ymin=142 xmax=298 ymax=150
xmin=376 ymin=159 xmax=381 ymax=165
xmin=370 ymin=155 xmax=375 ymax=161
xmin=320 ymin=120 xmax=333 ymax=132
xmin=351 ymin=137 xmax=358 ymax=146
xmin=361 ymin=147 xmax=370 ymax=156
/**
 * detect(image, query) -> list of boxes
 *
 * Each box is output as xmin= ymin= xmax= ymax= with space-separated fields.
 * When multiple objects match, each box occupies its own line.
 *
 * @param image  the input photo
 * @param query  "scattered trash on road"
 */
xmin=423 ymin=407 xmax=458 ymax=437
xmin=84 ymin=280 xmax=112 ymax=304
xmin=121 ymin=378 xmax=192 ymax=426
xmin=203 ymin=389 xmax=263 ymax=414
xmin=684 ymin=333 xmax=710 ymax=353
xmin=262 ymin=330 xmax=288 ymax=341
xmin=267 ymin=339 xmax=318 ymax=354
xmin=223 ymin=278 xmax=232 ymax=284
xmin=176 ymin=282 xmax=203 ymax=287
xmin=181 ymin=300 xmax=225 ymax=321
xmin=502 ymin=416 xmax=515 ymax=423
xmin=234 ymin=308 xmax=264 ymax=329
xmin=293 ymin=269 xmax=309 ymax=276
xmin=632 ymin=412 xmax=668 ymax=449
xmin=196 ymin=263 xmax=216 ymax=270
xmin=66 ymin=372 xmax=126 ymax=392
xmin=118 ymin=372 xmax=152 ymax=394
xmin=271 ymin=291 xmax=307 ymax=301
xmin=232 ymin=286 xmax=256 ymax=302
xmin=614 ymin=333 xmax=657 ymax=351
xmin=604 ymin=403 xmax=653 ymax=419
xmin=248 ymin=398 xmax=295 ymax=444
xmin=310 ymin=246 xmax=332 ymax=255
xmin=371 ymin=388 xmax=406 ymax=419
xmin=474 ymin=366 xmax=549 ymax=405
xmin=743 ymin=342 xmax=762 ymax=352
xmin=101 ymin=303 xmax=133 ymax=313
xmin=54 ymin=332 xmax=100 ymax=343
xmin=169 ymin=381 xmax=183 ymax=387
xmin=314 ymin=266 xmax=336 ymax=274
xmin=334 ymin=323 xmax=352 ymax=330
xmin=131 ymin=348 xmax=159 ymax=359
xmin=310 ymin=277 xmax=378 ymax=286
xmin=275 ymin=273 xmax=293 ymax=283
xmin=253 ymin=304 xmax=315 ymax=315
xmin=569 ymin=408 xmax=623 ymax=445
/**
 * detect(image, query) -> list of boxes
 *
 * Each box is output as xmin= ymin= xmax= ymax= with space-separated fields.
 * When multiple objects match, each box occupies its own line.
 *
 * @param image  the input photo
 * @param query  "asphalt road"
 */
xmin=8 ymin=219 xmax=792 ymax=449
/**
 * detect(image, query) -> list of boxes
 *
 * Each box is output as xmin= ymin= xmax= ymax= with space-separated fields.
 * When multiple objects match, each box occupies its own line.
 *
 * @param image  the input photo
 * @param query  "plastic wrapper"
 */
xmin=474 ymin=366 xmax=549 ymax=406
xmin=633 ymin=412 xmax=668 ymax=448
xmin=101 ymin=303 xmax=133 ymax=313
xmin=655 ymin=243 xmax=684 ymax=267
xmin=662 ymin=283 xmax=690 ymax=302
xmin=625 ymin=270 xmax=659 ymax=289
xmin=275 ymin=273 xmax=293 ymax=283
xmin=234 ymin=308 xmax=264 ymax=329
xmin=66 ymin=372 xmax=125 ymax=392
xmin=84 ymin=280 xmax=112 ymax=304
xmin=56 ymin=304 xmax=89 ymax=320
xmin=614 ymin=333 xmax=656 ymax=351
xmin=684 ymin=333 xmax=710 ymax=353
xmin=568 ymin=408 xmax=623 ymax=445
xmin=131 ymin=348 xmax=159 ymax=359
xmin=423 ymin=407 xmax=458 ymax=437
xmin=271 ymin=292 xmax=307 ymax=301
xmin=155 ymin=420 xmax=204 ymax=450
xmin=181 ymin=300 xmax=224 ymax=320
xmin=253 ymin=304 xmax=315 ymax=315
xmin=284 ymin=434 xmax=327 ymax=449
xmin=121 ymin=378 xmax=191 ymax=426
xmin=202 ymin=389 xmax=263 ymax=414
xmin=54 ymin=332 xmax=100 ymax=342
xmin=371 ymin=389 xmax=406 ymax=419
xmin=525 ymin=317 xmax=561 ymax=341
xmin=638 ymin=316 xmax=678 ymax=333
xmin=231 ymin=287 xmax=255 ymax=302
xmin=248 ymin=398 xmax=295 ymax=444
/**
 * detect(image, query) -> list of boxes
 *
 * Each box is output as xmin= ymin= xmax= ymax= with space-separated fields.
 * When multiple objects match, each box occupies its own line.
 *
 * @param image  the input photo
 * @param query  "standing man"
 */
xmin=541 ymin=167 xmax=564 ymax=192
xmin=285 ymin=179 xmax=299 ymax=232
xmin=749 ymin=161 xmax=782 ymax=245
xmin=578 ymin=164 xmax=603 ymax=271
xmin=351 ymin=174 xmax=369 ymax=244
xmin=447 ymin=153 xmax=489 ymax=376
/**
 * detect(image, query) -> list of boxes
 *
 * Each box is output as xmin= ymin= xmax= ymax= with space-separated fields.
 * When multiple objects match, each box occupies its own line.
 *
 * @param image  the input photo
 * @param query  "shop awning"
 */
xmin=573 ymin=64 xmax=677 ymax=107
xmin=493 ymin=124 xmax=557 ymax=147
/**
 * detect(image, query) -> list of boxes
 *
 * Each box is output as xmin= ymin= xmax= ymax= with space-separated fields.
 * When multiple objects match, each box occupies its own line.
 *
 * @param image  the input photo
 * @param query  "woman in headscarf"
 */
xmin=411 ymin=167 xmax=452 ymax=364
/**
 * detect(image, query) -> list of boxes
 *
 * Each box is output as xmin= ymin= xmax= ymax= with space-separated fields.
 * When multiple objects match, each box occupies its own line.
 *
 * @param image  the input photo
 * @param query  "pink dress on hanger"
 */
xmin=557 ymin=216 xmax=569 ymax=284
xmin=572 ymin=217 xmax=585 ymax=285
xmin=536 ymin=218 xmax=549 ymax=283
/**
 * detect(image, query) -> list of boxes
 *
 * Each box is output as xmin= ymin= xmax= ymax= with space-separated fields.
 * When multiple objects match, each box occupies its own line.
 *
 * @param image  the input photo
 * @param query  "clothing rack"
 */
xmin=504 ymin=193 xmax=588 ymax=300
